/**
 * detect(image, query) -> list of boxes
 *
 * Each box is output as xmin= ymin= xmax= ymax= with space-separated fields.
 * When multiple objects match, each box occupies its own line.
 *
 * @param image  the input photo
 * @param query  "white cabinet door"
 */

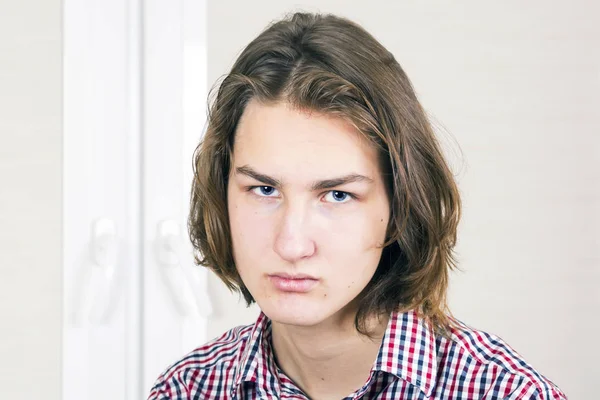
xmin=63 ymin=0 xmax=209 ymax=398
xmin=63 ymin=1 xmax=135 ymax=399
xmin=142 ymin=0 xmax=211 ymax=393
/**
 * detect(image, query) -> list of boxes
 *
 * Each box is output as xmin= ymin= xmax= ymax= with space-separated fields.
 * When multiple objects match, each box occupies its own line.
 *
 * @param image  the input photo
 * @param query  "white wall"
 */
xmin=205 ymin=1 xmax=600 ymax=398
xmin=0 ymin=1 xmax=62 ymax=399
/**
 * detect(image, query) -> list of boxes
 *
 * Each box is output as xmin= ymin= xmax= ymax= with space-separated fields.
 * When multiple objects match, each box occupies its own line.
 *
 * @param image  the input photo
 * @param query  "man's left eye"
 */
xmin=324 ymin=191 xmax=352 ymax=203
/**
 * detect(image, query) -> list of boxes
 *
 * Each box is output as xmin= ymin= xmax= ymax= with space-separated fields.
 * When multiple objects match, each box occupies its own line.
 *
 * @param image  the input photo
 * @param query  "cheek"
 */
xmin=323 ymin=208 xmax=388 ymax=253
xmin=317 ymin=210 xmax=387 ymax=287
xmin=313 ymin=223 xmax=383 ymax=306
xmin=228 ymin=196 xmax=274 ymax=263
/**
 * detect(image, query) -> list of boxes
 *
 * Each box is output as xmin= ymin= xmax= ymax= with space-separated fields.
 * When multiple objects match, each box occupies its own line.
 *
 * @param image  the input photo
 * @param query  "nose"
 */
xmin=273 ymin=202 xmax=316 ymax=263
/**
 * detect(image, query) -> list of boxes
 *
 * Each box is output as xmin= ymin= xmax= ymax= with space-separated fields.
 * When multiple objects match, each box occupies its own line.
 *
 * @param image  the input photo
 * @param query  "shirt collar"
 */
xmin=374 ymin=309 xmax=438 ymax=397
xmin=232 ymin=312 xmax=280 ymax=398
xmin=232 ymin=309 xmax=438 ymax=398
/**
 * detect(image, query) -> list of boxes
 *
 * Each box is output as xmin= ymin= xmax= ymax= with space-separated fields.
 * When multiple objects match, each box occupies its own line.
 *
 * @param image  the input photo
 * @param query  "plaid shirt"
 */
xmin=148 ymin=310 xmax=567 ymax=399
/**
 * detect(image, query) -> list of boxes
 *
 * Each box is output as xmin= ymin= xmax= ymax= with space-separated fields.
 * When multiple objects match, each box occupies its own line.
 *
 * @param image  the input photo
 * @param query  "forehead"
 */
xmin=232 ymin=100 xmax=381 ymax=179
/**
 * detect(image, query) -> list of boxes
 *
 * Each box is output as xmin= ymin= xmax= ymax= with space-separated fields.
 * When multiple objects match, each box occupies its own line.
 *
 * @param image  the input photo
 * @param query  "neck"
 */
xmin=270 ymin=308 xmax=389 ymax=400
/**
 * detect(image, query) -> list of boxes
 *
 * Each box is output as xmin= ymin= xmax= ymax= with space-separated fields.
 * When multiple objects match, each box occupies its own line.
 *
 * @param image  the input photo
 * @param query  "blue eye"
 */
xmin=324 ymin=190 xmax=352 ymax=203
xmin=251 ymin=186 xmax=279 ymax=197
xmin=249 ymin=186 xmax=354 ymax=204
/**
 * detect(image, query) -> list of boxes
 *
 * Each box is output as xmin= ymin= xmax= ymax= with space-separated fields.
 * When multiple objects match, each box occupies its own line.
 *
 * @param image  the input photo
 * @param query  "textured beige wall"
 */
xmin=205 ymin=1 xmax=600 ymax=398
xmin=0 ymin=1 xmax=62 ymax=399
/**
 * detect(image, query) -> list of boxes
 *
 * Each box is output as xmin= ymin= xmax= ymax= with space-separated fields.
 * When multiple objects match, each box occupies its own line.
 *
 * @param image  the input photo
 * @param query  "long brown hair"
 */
xmin=189 ymin=12 xmax=461 ymax=335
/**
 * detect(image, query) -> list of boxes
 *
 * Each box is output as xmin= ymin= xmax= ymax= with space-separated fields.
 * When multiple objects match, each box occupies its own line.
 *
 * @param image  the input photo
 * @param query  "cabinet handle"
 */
xmin=157 ymin=219 xmax=213 ymax=318
xmin=87 ymin=217 xmax=119 ymax=325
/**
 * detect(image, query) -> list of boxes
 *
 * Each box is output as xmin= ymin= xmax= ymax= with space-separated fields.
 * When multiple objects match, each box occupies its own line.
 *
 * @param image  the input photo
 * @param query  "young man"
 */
xmin=148 ymin=12 xmax=567 ymax=400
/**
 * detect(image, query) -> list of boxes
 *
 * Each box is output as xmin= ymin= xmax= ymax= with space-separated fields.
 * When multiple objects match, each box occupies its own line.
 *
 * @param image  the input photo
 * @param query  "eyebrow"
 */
xmin=235 ymin=165 xmax=374 ymax=191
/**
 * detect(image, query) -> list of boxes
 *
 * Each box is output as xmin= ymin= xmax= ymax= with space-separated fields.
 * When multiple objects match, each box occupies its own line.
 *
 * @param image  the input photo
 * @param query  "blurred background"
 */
xmin=1 ymin=0 xmax=598 ymax=399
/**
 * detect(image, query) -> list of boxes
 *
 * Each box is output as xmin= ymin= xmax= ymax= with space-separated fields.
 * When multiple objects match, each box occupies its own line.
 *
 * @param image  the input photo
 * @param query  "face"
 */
xmin=227 ymin=100 xmax=390 ymax=327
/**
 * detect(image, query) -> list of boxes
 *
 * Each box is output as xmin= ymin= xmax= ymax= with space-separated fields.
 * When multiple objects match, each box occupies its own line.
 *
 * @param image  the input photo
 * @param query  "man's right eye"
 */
xmin=250 ymin=186 xmax=279 ymax=197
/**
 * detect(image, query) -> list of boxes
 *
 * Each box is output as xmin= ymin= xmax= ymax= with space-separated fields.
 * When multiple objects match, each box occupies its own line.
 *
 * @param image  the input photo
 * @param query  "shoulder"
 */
xmin=147 ymin=323 xmax=254 ymax=400
xmin=436 ymin=316 xmax=567 ymax=399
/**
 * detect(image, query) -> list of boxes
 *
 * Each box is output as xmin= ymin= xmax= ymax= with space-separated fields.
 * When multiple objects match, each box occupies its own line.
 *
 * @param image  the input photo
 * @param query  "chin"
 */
xmin=257 ymin=296 xmax=332 ymax=327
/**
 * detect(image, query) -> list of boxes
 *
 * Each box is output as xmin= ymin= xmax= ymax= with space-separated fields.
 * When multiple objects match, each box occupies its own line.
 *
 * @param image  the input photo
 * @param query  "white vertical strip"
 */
xmin=63 ymin=0 xmax=138 ymax=398
xmin=142 ymin=0 xmax=185 ymax=391
xmin=142 ymin=0 xmax=210 ymax=392
xmin=182 ymin=0 xmax=210 ymax=354
xmin=125 ymin=0 xmax=143 ymax=398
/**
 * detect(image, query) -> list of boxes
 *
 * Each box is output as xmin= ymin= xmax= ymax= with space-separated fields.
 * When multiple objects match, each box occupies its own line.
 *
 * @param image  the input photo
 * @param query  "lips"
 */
xmin=268 ymin=273 xmax=319 ymax=293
